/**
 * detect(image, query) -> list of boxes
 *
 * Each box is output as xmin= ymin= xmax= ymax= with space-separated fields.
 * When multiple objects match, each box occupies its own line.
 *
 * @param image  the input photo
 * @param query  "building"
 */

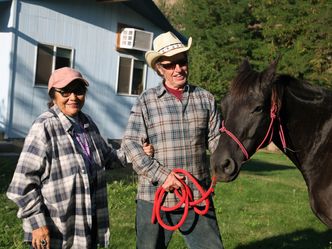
xmin=0 ymin=0 xmax=184 ymax=141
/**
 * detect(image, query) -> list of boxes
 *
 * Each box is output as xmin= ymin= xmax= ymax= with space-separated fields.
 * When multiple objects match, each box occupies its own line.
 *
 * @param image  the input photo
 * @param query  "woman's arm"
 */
xmin=6 ymin=120 xmax=50 ymax=244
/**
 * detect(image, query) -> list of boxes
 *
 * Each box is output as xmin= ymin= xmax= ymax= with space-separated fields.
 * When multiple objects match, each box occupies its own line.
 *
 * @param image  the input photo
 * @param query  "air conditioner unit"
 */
xmin=119 ymin=28 xmax=153 ymax=52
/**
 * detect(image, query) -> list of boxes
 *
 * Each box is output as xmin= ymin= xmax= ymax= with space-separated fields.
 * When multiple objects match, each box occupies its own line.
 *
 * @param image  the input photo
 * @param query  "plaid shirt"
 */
xmin=7 ymin=105 xmax=123 ymax=248
xmin=122 ymin=83 xmax=221 ymax=207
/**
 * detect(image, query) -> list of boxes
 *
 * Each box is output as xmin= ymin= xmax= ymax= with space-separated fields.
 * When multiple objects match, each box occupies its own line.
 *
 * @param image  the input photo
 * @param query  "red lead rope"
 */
xmin=151 ymin=168 xmax=216 ymax=231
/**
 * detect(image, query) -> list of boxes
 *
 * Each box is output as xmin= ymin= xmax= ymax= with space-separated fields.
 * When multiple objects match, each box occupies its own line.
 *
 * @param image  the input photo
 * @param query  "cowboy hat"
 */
xmin=145 ymin=31 xmax=192 ymax=69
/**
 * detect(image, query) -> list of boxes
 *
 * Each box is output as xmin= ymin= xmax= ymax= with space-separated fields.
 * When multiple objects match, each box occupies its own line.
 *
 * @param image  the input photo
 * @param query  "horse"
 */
xmin=210 ymin=58 xmax=332 ymax=228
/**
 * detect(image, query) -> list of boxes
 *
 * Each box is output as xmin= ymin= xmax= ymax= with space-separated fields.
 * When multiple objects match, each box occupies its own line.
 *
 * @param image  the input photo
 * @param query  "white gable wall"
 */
xmin=0 ymin=21 xmax=12 ymax=134
xmin=0 ymin=0 xmax=16 ymax=135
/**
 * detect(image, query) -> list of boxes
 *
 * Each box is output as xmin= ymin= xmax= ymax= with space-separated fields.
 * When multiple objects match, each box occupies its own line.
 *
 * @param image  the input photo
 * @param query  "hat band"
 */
xmin=157 ymin=43 xmax=185 ymax=54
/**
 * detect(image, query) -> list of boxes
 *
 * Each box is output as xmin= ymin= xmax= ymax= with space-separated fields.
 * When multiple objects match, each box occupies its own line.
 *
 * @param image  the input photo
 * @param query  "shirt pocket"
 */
xmin=145 ymin=112 xmax=166 ymax=145
xmin=189 ymin=109 xmax=208 ymax=146
xmin=42 ymin=174 xmax=76 ymax=220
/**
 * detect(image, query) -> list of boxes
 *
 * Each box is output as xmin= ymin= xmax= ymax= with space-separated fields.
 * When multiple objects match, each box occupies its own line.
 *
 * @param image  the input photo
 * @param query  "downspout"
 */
xmin=5 ymin=0 xmax=19 ymax=139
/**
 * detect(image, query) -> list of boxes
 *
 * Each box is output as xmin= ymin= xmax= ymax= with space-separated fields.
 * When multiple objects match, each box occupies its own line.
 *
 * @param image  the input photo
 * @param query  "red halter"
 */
xmin=220 ymin=103 xmax=287 ymax=160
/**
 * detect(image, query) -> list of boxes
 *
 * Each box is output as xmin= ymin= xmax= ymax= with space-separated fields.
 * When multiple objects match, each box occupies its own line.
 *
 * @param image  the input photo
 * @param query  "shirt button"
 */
xmin=82 ymin=169 xmax=86 ymax=174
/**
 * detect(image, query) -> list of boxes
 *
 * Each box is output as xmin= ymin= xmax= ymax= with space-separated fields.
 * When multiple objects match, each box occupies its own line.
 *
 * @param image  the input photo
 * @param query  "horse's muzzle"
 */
xmin=213 ymin=158 xmax=238 ymax=182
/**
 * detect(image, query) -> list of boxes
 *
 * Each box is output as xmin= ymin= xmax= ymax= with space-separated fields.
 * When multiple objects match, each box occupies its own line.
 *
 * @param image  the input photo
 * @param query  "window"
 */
xmin=117 ymin=56 xmax=146 ymax=96
xmin=35 ymin=44 xmax=73 ymax=86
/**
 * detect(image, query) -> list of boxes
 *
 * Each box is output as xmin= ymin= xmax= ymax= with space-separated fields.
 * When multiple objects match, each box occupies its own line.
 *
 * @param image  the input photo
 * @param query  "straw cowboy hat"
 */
xmin=145 ymin=31 xmax=192 ymax=69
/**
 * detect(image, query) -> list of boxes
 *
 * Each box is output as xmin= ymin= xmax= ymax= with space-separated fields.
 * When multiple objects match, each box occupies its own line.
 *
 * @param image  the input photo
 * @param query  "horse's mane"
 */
xmin=230 ymin=61 xmax=328 ymax=104
xmin=230 ymin=65 xmax=263 ymax=100
xmin=274 ymin=74 xmax=327 ymax=104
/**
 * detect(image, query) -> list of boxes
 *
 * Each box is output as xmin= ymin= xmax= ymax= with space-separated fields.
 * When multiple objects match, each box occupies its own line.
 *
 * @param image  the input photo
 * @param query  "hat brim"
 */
xmin=145 ymin=37 xmax=192 ymax=69
xmin=48 ymin=77 xmax=89 ymax=92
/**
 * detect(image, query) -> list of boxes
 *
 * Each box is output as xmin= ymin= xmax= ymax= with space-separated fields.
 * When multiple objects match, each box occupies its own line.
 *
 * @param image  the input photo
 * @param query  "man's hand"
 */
xmin=162 ymin=172 xmax=185 ymax=192
xmin=32 ymin=226 xmax=50 ymax=249
xmin=143 ymin=142 xmax=154 ymax=157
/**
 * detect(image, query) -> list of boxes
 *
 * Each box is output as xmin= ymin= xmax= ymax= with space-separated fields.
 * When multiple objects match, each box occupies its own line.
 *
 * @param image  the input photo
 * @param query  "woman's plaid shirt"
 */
xmin=6 ymin=105 xmax=122 ymax=248
xmin=122 ymin=83 xmax=221 ymax=207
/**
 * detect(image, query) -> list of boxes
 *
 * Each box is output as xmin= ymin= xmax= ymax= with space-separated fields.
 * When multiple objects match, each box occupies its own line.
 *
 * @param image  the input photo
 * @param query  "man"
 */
xmin=122 ymin=31 xmax=224 ymax=249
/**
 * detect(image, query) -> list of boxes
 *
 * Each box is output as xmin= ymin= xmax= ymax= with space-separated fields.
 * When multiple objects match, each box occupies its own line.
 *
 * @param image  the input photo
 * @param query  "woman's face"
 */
xmin=53 ymin=80 xmax=87 ymax=117
xmin=156 ymin=52 xmax=189 ymax=90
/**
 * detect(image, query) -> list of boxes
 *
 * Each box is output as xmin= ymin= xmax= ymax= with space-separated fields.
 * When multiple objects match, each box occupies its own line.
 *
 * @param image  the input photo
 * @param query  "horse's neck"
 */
xmin=276 ymin=77 xmax=332 ymax=172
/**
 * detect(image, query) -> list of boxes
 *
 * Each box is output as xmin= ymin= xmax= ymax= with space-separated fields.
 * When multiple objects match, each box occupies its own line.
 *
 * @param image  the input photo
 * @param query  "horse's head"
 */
xmin=211 ymin=58 xmax=281 ymax=182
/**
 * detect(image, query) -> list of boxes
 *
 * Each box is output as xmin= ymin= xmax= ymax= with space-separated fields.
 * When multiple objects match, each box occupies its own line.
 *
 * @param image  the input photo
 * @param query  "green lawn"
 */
xmin=1 ymin=152 xmax=331 ymax=249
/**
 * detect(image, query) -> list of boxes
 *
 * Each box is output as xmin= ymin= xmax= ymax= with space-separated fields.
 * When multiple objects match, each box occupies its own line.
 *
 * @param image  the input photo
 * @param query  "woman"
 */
xmin=7 ymin=67 xmax=153 ymax=249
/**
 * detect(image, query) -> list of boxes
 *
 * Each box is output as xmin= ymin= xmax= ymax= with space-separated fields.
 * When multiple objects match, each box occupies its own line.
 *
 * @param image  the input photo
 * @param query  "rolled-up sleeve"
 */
xmin=122 ymin=99 xmax=170 ymax=184
xmin=7 ymin=121 xmax=49 ymax=230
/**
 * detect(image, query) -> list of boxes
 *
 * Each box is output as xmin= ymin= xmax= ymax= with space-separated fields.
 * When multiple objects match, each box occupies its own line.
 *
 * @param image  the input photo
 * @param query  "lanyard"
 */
xmin=74 ymin=126 xmax=93 ymax=165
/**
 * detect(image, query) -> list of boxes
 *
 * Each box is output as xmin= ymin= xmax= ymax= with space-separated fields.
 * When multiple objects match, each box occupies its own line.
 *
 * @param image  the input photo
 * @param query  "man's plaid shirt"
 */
xmin=122 ymin=83 xmax=221 ymax=207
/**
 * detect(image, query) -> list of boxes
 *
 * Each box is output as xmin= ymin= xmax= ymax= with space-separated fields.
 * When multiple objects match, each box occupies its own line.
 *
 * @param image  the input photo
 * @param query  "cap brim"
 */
xmin=48 ymin=77 xmax=89 ymax=92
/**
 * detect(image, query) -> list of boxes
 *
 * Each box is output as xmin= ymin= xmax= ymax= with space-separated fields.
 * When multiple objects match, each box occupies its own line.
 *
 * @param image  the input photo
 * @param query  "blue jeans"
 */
xmin=136 ymin=199 xmax=224 ymax=249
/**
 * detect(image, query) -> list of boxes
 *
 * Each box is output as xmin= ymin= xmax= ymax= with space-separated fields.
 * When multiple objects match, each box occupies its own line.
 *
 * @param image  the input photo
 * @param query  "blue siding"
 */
xmin=6 ymin=0 xmax=166 ymax=139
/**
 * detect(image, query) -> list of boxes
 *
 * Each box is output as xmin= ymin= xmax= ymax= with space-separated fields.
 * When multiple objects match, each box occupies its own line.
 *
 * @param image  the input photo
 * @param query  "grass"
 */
xmin=1 ymin=152 xmax=331 ymax=249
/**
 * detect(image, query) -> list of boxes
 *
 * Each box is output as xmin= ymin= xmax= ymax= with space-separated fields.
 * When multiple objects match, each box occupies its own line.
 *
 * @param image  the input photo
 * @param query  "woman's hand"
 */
xmin=32 ymin=226 xmax=50 ymax=249
xmin=143 ymin=142 xmax=154 ymax=157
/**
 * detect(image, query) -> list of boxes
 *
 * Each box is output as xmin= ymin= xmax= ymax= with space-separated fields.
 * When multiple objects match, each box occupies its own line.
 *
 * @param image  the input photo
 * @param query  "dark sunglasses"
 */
xmin=159 ymin=58 xmax=188 ymax=70
xmin=54 ymin=87 xmax=86 ymax=98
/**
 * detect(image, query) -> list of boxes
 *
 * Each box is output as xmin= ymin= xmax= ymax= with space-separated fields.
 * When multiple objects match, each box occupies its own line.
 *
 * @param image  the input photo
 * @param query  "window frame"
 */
xmin=33 ymin=43 xmax=74 ymax=88
xmin=115 ymin=54 xmax=147 ymax=96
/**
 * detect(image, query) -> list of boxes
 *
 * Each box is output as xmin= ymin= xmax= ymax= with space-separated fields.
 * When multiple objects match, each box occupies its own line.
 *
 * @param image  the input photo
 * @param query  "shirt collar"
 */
xmin=50 ymin=105 xmax=90 ymax=132
xmin=156 ymin=82 xmax=190 ymax=98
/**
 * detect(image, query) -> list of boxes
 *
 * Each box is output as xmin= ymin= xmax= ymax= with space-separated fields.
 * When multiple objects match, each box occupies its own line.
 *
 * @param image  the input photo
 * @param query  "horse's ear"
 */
xmin=262 ymin=57 xmax=280 ymax=84
xmin=274 ymin=54 xmax=282 ymax=64
xmin=238 ymin=58 xmax=251 ymax=72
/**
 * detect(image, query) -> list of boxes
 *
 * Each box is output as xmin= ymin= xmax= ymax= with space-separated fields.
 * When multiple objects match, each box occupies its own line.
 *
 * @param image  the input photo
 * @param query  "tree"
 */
xmin=248 ymin=0 xmax=332 ymax=87
xmin=162 ymin=0 xmax=331 ymax=102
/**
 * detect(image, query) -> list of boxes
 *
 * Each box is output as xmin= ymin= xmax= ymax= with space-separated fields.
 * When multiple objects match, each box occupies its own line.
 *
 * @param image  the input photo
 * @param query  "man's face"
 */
xmin=156 ymin=52 xmax=188 ymax=90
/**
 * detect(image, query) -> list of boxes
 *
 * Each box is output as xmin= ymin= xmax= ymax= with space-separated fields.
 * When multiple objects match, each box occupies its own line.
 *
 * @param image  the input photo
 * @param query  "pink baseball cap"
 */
xmin=48 ymin=67 xmax=89 ymax=92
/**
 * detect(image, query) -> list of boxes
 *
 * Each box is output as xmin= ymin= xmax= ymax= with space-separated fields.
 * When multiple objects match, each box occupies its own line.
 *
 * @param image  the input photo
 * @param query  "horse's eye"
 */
xmin=252 ymin=106 xmax=263 ymax=113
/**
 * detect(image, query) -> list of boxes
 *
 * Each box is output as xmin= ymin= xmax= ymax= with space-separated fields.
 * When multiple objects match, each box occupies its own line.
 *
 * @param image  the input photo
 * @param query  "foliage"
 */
xmin=1 ymin=153 xmax=331 ymax=248
xmin=0 ymin=157 xmax=26 ymax=249
xmin=164 ymin=0 xmax=332 ymax=103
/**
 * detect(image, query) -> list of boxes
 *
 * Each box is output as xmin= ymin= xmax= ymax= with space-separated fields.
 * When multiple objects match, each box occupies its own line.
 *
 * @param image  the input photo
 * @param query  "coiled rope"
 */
xmin=151 ymin=168 xmax=216 ymax=231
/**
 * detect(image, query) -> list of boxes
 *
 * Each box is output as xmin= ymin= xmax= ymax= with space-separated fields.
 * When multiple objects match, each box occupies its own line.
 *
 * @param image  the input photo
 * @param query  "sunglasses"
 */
xmin=54 ymin=87 xmax=86 ymax=98
xmin=159 ymin=58 xmax=188 ymax=70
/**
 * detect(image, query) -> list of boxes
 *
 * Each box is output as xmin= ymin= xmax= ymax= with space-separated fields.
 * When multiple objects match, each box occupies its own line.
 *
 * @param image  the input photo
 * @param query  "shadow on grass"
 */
xmin=235 ymin=228 xmax=332 ymax=249
xmin=106 ymin=165 xmax=137 ymax=185
xmin=241 ymin=160 xmax=294 ymax=172
xmin=0 ymin=156 xmax=19 ymax=193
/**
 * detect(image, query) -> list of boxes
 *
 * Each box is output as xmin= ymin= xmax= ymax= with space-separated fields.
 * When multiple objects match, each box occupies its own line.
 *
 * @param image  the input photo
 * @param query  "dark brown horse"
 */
xmin=210 ymin=59 xmax=332 ymax=228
